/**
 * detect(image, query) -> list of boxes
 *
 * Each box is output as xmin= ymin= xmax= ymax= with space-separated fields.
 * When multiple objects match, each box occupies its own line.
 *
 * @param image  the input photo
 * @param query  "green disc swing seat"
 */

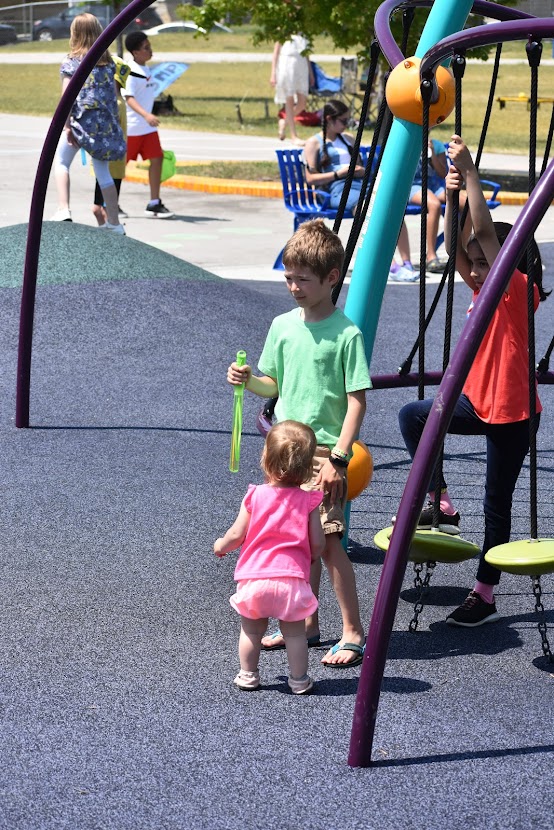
xmin=374 ymin=526 xmax=480 ymax=564
xmin=485 ymin=539 xmax=554 ymax=576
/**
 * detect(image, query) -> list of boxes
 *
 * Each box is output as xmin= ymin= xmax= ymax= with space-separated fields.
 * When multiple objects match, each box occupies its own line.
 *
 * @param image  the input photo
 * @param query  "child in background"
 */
xmin=408 ymin=137 xmax=449 ymax=273
xmin=92 ymin=55 xmax=130 ymax=227
xmin=215 ymin=421 xmax=325 ymax=694
xmin=122 ymin=31 xmax=174 ymax=219
xmin=52 ymin=13 xmax=126 ymax=233
xmin=227 ymin=219 xmax=370 ymax=667
xmin=398 ymin=134 xmax=549 ymax=626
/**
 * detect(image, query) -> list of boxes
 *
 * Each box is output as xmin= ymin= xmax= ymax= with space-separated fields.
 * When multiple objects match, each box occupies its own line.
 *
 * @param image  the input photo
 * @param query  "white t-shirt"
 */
xmin=121 ymin=58 xmax=157 ymax=137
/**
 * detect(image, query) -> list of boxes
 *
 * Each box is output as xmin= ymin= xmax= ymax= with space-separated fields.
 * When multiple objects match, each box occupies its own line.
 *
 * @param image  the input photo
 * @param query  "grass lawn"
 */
xmin=1 ymin=28 xmax=553 ymax=158
xmin=2 ymin=58 xmax=553 ymax=155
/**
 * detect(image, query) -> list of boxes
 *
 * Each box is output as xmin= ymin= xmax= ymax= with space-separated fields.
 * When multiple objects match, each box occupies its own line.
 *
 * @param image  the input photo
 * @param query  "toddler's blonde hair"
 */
xmin=261 ymin=420 xmax=316 ymax=486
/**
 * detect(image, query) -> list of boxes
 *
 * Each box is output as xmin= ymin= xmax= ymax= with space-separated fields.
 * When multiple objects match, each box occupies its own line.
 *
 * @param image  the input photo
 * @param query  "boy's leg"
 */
xmin=239 ymin=616 xmax=267 ymax=671
xmin=280 ymin=619 xmax=309 ymax=680
xmin=320 ymin=532 xmax=365 ymax=666
xmin=148 ymin=154 xmax=163 ymax=202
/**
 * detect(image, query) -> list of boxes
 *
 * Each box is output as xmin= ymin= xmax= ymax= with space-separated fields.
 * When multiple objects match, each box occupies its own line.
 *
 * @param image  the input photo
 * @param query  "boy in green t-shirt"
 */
xmin=227 ymin=219 xmax=371 ymax=667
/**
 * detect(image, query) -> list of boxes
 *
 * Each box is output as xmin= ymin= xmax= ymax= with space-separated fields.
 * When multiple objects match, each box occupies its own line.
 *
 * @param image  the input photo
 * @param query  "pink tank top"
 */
xmin=234 ymin=484 xmax=323 ymax=582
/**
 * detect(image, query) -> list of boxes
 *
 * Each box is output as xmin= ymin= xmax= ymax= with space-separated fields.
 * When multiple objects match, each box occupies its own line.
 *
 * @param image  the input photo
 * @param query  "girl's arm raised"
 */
xmin=447 ymin=136 xmax=500 ymax=269
xmin=445 ymin=167 xmax=474 ymax=289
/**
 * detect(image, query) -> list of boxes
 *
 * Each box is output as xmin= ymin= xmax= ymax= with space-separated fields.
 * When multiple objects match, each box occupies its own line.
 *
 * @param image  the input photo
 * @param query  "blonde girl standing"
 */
xmin=52 ymin=13 xmax=126 ymax=233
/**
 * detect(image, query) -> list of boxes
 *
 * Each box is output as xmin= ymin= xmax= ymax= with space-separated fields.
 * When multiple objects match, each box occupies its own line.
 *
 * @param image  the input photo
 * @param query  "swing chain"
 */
xmin=409 ymin=561 xmax=436 ymax=631
xmin=531 ymin=576 xmax=554 ymax=662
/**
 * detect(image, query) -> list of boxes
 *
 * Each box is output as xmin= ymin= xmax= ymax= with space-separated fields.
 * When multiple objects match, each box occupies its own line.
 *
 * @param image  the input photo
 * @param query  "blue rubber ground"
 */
xmin=0 ymin=224 xmax=553 ymax=829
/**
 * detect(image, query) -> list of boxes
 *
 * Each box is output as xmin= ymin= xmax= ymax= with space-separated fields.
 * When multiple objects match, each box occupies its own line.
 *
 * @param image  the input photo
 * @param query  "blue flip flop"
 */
xmin=322 ymin=641 xmax=365 ymax=668
xmin=261 ymin=629 xmax=321 ymax=651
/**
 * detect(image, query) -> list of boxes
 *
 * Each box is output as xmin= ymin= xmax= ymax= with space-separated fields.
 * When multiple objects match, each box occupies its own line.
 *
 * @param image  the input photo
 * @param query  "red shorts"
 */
xmin=127 ymin=131 xmax=163 ymax=161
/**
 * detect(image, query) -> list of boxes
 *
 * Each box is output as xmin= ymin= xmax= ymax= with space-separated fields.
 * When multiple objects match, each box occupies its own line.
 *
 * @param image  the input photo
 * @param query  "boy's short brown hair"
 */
xmin=282 ymin=219 xmax=344 ymax=281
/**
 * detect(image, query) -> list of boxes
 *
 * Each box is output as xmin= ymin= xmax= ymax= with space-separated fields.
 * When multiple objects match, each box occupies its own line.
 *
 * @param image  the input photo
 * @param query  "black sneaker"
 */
xmin=446 ymin=591 xmax=501 ymax=627
xmin=145 ymin=200 xmax=174 ymax=219
xmin=392 ymin=500 xmax=461 ymax=535
xmin=417 ymin=500 xmax=461 ymax=535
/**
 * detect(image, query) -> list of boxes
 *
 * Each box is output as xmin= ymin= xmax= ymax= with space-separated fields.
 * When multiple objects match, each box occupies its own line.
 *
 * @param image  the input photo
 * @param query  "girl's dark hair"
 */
xmin=320 ymin=99 xmax=352 ymax=168
xmin=493 ymin=221 xmax=550 ymax=302
xmin=261 ymin=420 xmax=316 ymax=486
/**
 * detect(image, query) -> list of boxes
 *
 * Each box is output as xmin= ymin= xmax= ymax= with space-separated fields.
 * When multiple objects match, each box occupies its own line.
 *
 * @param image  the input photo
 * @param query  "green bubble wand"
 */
xmin=229 ymin=350 xmax=247 ymax=473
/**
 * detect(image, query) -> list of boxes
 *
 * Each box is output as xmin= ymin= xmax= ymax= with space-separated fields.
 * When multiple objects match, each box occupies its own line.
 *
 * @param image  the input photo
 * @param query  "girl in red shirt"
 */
xmin=399 ymin=135 xmax=549 ymax=627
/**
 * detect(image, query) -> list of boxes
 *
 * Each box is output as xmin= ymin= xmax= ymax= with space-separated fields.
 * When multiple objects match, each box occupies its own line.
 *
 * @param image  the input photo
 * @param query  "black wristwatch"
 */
xmin=330 ymin=454 xmax=349 ymax=468
xmin=333 ymin=171 xmax=339 ymax=181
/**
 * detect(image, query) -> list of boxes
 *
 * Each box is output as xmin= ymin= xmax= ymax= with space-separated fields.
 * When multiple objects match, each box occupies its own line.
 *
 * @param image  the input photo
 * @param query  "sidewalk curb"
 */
xmin=124 ymin=166 xmax=534 ymax=205
xmin=124 ymin=168 xmax=283 ymax=199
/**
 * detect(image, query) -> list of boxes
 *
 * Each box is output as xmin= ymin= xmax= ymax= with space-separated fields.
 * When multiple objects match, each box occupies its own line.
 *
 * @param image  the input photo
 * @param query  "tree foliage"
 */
xmin=180 ymin=0 xmax=517 ymax=62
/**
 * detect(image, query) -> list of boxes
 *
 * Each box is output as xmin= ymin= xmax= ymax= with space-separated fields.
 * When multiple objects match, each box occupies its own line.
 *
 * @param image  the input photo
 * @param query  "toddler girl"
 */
xmin=52 ymin=13 xmax=126 ymax=232
xmin=214 ymin=420 xmax=325 ymax=694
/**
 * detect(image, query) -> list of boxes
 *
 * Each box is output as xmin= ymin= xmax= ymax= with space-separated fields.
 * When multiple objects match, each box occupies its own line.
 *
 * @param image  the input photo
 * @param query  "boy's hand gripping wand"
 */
xmin=229 ymin=350 xmax=247 ymax=473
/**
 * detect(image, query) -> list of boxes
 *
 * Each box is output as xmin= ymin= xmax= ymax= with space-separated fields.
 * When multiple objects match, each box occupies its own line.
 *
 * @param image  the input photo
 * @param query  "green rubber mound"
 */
xmin=0 ymin=223 xmax=220 ymax=288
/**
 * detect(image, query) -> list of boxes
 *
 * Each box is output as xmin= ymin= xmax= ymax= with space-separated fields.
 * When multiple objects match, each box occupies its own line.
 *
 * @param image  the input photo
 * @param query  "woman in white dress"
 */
xmin=271 ymin=36 xmax=314 ymax=145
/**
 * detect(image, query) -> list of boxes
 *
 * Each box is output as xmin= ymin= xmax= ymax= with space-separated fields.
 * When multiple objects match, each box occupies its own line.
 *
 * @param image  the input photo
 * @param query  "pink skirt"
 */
xmin=230 ymin=576 xmax=318 ymax=622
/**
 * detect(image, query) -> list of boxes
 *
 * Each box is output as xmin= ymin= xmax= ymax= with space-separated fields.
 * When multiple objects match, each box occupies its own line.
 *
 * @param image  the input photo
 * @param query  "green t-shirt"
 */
xmin=258 ymin=308 xmax=371 ymax=449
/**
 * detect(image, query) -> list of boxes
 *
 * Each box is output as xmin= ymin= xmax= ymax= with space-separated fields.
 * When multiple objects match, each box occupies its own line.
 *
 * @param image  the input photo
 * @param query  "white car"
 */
xmin=144 ymin=20 xmax=232 ymax=36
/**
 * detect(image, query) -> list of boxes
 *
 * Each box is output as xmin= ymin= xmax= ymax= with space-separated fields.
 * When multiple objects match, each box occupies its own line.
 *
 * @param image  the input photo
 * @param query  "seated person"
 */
xmin=409 ymin=138 xmax=448 ymax=273
xmin=303 ymin=99 xmax=365 ymax=213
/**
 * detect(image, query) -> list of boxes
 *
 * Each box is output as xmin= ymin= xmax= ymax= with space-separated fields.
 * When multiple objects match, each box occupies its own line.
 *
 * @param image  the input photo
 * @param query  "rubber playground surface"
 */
xmin=0 ymin=216 xmax=553 ymax=829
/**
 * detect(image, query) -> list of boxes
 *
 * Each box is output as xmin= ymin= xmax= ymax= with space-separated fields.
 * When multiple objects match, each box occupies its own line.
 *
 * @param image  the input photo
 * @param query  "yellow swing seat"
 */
xmin=374 ymin=526 xmax=480 ymax=564
xmin=485 ymin=539 xmax=554 ymax=576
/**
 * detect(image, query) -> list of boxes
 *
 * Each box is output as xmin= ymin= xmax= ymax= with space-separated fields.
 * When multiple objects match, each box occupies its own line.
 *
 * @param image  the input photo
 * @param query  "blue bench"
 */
xmin=273 ymin=146 xmax=501 ymax=270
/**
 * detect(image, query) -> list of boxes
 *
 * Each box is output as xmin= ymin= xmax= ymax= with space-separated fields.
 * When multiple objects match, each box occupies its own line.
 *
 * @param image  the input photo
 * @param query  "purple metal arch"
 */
xmin=374 ymin=0 xmax=534 ymax=68
xmin=349 ymin=155 xmax=554 ymax=768
xmin=369 ymin=371 xmax=554 ymax=390
xmin=420 ymin=18 xmax=554 ymax=77
xmin=16 ymin=0 xmax=157 ymax=428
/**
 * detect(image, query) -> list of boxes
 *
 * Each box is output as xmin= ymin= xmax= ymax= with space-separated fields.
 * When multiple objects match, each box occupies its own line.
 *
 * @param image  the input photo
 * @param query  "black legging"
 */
xmin=399 ymin=393 xmax=538 ymax=585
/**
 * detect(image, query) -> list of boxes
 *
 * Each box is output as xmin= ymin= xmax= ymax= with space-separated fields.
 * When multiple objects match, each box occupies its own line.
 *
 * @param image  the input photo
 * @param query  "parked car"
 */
xmin=0 ymin=22 xmax=18 ymax=45
xmin=32 ymin=4 xmax=163 ymax=41
xmin=144 ymin=20 xmax=232 ymax=36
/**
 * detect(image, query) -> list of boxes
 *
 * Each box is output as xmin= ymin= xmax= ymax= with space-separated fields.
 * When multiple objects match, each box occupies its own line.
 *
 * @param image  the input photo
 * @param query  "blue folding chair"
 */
xmin=273 ymin=147 xmax=371 ymax=270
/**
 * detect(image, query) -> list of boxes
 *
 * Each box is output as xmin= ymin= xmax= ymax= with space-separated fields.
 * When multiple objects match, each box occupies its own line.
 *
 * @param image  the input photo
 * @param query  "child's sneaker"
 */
xmin=233 ymin=669 xmax=260 ymax=691
xmin=392 ymin=500 xmax=461 ymax=534
xmin=417 ymin=500 xmax=461 ymax=534
xmin=389 ymin=264 xmax=419 ymax=283
xmin=287 ymin=674 xmax=314 ymax=695
xmin=446 ymin=591 xmax=501 ymax=627
xmin=51 ymin=208 xmax=72 ymax=222
xmin=145 ymin=200 xmax=174 ymax=219
xmin=98 ymin=222 xmax=126 ymax=235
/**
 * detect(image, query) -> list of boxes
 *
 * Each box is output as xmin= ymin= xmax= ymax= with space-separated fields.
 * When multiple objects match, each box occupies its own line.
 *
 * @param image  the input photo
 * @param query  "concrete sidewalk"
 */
xmin=2 ymin=114 xmax=551 ymax=283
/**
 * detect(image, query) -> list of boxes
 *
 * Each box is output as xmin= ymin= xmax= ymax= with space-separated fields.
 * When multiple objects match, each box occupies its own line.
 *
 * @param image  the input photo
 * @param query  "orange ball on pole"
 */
xmin=385 ymin=57 xmax=455 ymax=126
xmin=347 ymin=440 xmax=374 ymax=501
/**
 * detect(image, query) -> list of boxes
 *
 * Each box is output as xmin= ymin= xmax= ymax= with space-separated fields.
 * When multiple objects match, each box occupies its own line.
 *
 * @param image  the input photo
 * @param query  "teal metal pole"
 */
xmin=344 ymin=0 xmax=474 ymax=364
